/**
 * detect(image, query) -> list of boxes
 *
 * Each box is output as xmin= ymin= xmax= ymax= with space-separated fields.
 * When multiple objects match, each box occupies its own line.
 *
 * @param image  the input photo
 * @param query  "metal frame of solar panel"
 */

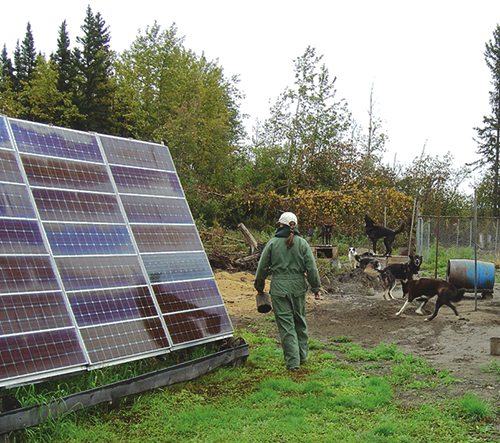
xmin=0 ymin=116 xmax=234 ymax=388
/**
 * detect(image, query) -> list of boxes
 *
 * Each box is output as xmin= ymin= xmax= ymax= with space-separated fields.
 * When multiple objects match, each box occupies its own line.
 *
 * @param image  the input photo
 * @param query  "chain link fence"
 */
xmin=416 ymin=216 xmax=500 ymax=262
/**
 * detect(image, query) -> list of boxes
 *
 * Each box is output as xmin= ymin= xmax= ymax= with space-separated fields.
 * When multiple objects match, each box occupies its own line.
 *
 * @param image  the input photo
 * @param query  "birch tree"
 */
xmin=252 ymin=46 xmax=354 ymax=194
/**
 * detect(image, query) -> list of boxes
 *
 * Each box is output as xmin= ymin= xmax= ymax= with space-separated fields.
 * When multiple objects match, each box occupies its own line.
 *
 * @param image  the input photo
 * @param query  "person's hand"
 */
xmin=314 ymin=292 xmax=320 ymax=300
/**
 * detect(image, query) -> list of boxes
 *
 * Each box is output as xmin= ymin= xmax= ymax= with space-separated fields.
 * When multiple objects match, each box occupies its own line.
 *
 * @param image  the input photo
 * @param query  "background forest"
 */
xmin=1 ymin=6 xmax=499 ymax=239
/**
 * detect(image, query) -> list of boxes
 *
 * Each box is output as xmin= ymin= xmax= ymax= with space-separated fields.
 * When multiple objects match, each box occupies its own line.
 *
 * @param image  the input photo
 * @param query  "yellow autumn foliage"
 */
xmin=244 ymin=181 xmax=414 ymax=237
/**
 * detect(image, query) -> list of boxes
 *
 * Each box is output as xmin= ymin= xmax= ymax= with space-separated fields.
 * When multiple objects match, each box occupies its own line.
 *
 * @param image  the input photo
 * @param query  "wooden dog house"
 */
xmin=310 ymin=245 xmax=338 ymax=259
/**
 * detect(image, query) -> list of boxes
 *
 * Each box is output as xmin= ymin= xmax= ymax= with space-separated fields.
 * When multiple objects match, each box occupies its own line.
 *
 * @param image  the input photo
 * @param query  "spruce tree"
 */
xmin=475 ymin=24 xmax=500 ymax=216
xmin=52 ymin=20 xmax=76 ymax=94
xmin=0 ymin=45 xmax=14 ymax=90
xmin=75 ymin=6 xmax=115 ymax=133
xmin=19 ymin=22 xmax=37 ymax=85
xmin=0 ymin=45 xmax=17 ymax=114
xmin=12 ymin=41 xmax=22 ymax=93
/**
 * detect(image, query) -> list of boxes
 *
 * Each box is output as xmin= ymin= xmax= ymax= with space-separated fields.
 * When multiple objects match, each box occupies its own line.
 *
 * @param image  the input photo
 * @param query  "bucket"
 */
xmin=447 ymin=259 xmax=495 ymax=290
xmin=256 ymin=292 xmax=272 ymax=313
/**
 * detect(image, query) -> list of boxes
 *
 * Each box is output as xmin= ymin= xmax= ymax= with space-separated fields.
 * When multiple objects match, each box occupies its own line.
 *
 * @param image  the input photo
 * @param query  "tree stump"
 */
xmin=238 ymin=223 xmax=258 ymax=255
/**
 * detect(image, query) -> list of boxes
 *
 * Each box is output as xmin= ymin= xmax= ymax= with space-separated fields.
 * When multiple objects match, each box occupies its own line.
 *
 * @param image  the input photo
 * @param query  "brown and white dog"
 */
xmin=395 ymin=278 xmax=467 ymax=321
xmin=364 ymin=215 xmax=406 ymax=256
xmin=378 ymin=255 xmax=422 ymax=300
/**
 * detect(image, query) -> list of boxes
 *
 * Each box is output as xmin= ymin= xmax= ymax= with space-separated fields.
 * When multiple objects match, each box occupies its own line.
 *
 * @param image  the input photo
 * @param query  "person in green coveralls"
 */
xmin=254 ymin=212 xmax=322 ymax=370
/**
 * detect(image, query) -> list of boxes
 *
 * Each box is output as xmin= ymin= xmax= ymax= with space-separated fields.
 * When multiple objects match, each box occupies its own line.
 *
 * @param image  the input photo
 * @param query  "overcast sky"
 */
xmin=1 ymin=1 xmax=499 ymax=187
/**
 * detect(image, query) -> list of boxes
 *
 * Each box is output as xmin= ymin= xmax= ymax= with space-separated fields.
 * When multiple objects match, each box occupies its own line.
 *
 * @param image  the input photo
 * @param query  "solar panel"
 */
xmin=0 ymin=116 xmax=233 ymax=388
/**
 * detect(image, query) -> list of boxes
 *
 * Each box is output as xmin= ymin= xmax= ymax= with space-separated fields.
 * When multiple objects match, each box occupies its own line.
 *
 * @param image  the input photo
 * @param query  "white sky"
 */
xmin=1 ymin=0 xmax=499 ymax=183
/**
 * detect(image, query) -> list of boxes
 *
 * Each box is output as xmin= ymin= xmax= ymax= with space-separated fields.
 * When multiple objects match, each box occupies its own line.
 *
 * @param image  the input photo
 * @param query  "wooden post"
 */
xmin=434 ymin=200 xmax=440 ymax=278
xmin=238 ymin=223 xmax=259 ymax=255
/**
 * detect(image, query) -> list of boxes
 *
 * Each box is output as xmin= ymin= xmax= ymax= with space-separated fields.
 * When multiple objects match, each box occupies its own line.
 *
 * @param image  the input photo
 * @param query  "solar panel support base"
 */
xmin=0 ymin=341 xmax=249 ymax=437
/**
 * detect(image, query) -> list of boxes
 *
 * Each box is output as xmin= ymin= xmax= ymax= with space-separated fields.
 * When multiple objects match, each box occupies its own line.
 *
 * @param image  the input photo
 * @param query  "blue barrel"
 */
xmin=447 ymin=259 xmax=495 ymax=290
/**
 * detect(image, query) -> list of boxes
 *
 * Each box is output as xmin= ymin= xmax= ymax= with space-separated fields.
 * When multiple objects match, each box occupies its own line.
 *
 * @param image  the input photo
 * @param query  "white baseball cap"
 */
xmin=278 ymin=212 xmax=298 ymax=226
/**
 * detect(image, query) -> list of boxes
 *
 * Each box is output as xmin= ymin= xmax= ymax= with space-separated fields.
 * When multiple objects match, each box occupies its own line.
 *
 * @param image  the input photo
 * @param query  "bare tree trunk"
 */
xmin=238 ymin=223 xmax=258 ymax=255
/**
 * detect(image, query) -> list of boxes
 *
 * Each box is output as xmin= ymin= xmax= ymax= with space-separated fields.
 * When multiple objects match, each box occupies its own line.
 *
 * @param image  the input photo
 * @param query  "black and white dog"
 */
xmin=378 ymin=255 xmax=422 ymax=300
xmin=395 ymin=278 xmax=467 ymax=321
xmin=348 ymin=247 xmax=358 ymax=269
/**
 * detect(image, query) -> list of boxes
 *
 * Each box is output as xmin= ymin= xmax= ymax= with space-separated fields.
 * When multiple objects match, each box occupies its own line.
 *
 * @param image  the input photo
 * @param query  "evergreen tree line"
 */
xmin=0 ymin=6 xmax=245 ymax=197
xmin=0 ymin=6 xmax=498 ymax=232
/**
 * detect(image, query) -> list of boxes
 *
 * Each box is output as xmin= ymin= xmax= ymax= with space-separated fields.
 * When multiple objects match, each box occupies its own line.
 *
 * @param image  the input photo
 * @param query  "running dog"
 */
xmin=348 ymin=247 xmax=358 ymax=269
xmin=364 ymin=215 xmax=406 ymax=256
xmin=320 ymin=224 xmax=333 ymax=245
xmin=395 ymin=278 xmax=467 ymax=321
xmin=379 ymin=255 xmax=423 ymax=300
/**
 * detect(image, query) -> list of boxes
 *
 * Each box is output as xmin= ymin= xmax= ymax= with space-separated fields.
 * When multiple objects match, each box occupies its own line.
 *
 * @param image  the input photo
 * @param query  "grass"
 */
xmin=419 ymin=244 xmax=499 ymax=279
xmin=4 ymin=327 xmax=498 ymax=443
xmin=2 ymin=343 xmax=218 ymax=409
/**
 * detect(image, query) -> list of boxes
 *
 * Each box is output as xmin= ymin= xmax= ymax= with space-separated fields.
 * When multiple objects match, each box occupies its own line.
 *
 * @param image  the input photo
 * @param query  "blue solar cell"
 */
xmin=56 ymin=255 xmax=147 ymax=291
xmin=153 ymin=279 xmax=224 ymax=313
xmin=142 ymin=252 xmax=213 ymax=283
xmin=80 ymin=318 xmax=170 ymax=363
xmin=45 ymin=223 xmax=135 ymax=256
xmin=111 ymin=165 xmax=184 ymax=197
xmin=10 ymin=119 xmax=103 ymax=162
xmin=33 ymin=189 xmax=124 ymax=223
xmin=121 ymin=195 xmax=193 ymax=224
xmin=69 ymin=286 xmax=157 ymax=326
xmin=0 ymin=219 xmax=46 ymax=254
xmin=100 ymin=135 xmax=174 ymax=171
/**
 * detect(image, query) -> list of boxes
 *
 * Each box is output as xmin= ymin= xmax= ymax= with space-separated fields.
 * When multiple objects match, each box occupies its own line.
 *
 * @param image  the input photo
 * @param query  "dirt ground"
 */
xmin=215 ymin=267 xmax=500 ymax=403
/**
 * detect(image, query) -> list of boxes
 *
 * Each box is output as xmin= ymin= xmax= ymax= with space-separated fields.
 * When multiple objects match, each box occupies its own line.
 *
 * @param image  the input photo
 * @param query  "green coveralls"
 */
xmin=254 ymin=227 xmax=322 ymax=369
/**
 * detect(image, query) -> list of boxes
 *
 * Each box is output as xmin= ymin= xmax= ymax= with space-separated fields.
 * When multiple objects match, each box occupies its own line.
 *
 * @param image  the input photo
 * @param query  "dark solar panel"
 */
xmin=0 ymin=118 xmax=12 ymax=149
xmin=10 ymin=119 xmax=103 ymax=162
xmin=0 ymin=117 xmax=233 ymax=388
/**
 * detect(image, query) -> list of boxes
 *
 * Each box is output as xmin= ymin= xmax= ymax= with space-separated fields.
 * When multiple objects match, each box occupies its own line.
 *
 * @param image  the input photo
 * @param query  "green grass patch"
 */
xmin=461 ymin=393 xmax=494 ymax=421
xmin=419 ymin=244 xmax=498 ymax=278
xmin=4 ymin=329 xmax=498 ymax=443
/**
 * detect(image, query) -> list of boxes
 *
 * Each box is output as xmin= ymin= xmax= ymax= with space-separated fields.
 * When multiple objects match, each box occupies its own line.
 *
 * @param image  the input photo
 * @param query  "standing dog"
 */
xmin=364 ymin=215 xmax=406 ymax=256
xmin=395 ymin=278 xmax=467 ymax=321
xmin=379 ymin=255 xmax=422 ymax=300
xmin=320 ymin=224 xmax=333 ymax=245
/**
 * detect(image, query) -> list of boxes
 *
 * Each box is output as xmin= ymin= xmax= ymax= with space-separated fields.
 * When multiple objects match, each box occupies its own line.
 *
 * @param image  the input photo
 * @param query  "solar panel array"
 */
xmin=0 ymin=116 xmax=233 ymax=388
